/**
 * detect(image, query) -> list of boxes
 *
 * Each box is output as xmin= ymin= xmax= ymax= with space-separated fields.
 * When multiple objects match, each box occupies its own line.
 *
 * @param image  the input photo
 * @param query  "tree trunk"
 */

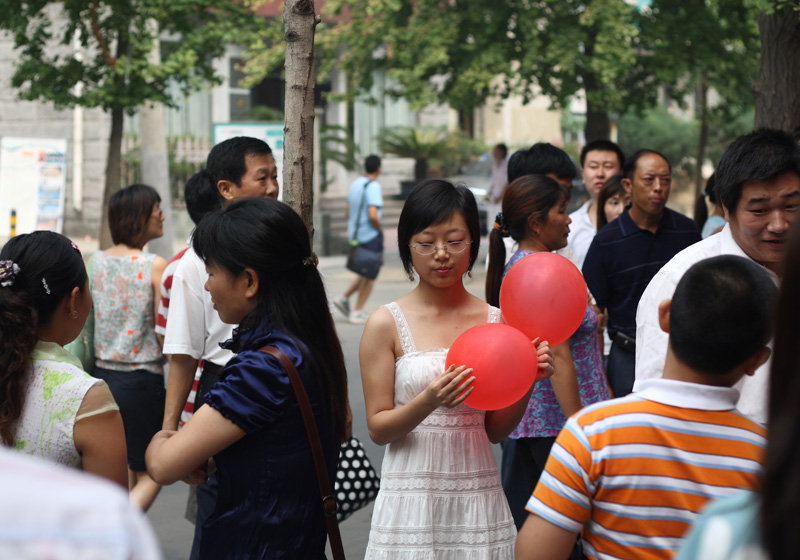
xmin=99 ymin=106 xmax=123 ymax=249
xmin=694 ymin=73 xmax=709 ymax=200
xmin=583 ymin=70 xmax=611 ymax=142
xmin=283 ymin=0 xmax=318 ymax=241
xmin=753 ymin=7 xmax=800 ymax=131
xmin=140 ymin=21 xmax=174 ymax=259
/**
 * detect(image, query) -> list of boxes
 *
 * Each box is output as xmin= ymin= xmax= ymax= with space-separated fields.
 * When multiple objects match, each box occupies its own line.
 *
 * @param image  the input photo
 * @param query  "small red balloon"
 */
xmin=446 ymin=323 xmax=539 ymax=411
xmin=500 ymin=252 xmax=587 ymax=347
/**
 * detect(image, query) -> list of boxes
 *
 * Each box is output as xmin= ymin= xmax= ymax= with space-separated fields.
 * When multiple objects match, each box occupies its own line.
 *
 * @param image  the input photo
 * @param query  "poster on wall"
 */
xmin=213 ymin=123 xmax=284 ymax=200
xmin=0 ymin=137 xmax=68 ymax=237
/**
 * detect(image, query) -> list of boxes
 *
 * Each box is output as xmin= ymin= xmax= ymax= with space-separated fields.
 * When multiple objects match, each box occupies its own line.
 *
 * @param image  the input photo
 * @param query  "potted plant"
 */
xmin=379 ymin=126 xmax=450 ymax=198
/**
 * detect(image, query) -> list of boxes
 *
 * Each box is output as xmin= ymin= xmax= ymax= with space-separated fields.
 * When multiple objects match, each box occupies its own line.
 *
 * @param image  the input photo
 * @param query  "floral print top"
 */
xmin=91 ymin=252 xmax=163 ymax=374
xmin=504 ymin=250 xmax=610 ymax=438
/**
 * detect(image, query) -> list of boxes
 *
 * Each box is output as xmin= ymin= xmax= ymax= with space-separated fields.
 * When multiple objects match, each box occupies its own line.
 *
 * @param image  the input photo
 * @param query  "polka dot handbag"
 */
xmin=335 ymin=436 xmax=380 ymax=521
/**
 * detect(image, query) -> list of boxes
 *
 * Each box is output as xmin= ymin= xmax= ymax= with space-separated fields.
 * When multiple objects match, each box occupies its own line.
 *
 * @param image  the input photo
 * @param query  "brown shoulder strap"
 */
xmin=258 ymin=346 xmax=345 ymax=560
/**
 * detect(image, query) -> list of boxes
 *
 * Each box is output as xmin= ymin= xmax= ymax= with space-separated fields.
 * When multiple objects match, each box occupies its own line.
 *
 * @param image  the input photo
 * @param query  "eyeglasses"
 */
xmin=408 ymin=240 xmax=473 ymax=255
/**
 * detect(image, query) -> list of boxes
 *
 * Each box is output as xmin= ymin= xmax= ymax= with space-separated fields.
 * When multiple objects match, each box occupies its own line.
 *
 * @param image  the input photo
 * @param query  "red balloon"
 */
xmin=500 ymin=252 xmax=587 ymax=347
xmin=446 ymin=323 xmax=539 ymax=411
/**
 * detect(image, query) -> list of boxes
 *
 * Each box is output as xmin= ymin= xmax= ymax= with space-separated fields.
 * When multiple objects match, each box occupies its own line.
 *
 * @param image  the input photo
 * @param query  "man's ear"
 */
xmin=658 ymin=299 xmax=671 ymax=334
xmin=721 ymin=203 xmax=732 ymax=222
xmin=742 ymin=347 xmax=771 ymax=377
xmin=622 ymin=177 xmax=633 ymax=194
xmin=242 ymin=268 xmax=259 ymax=300
xmin=218 ymin=180 xmax=236 ymax=201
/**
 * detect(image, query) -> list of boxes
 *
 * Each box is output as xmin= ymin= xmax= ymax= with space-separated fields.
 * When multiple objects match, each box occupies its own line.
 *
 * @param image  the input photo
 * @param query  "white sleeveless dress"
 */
xmin=365 ymin=303 xmax=516 ymax=560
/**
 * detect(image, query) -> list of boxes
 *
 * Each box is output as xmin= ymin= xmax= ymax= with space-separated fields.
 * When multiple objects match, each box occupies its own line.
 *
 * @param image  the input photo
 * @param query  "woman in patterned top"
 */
xmin=90 ymin=184 xmax=168 ymax=510
xmin=0 ymin=231 xmax=126 ymax=487
xmin=486 ymin=174 xmax=611 ymax=530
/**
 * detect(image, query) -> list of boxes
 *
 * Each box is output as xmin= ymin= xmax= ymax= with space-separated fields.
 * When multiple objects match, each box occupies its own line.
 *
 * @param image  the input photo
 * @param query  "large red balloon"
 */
xmin=446 ymin=323 xmax=539 ymax=411
xmin=500 ymin=252 xmax=587 ymax=347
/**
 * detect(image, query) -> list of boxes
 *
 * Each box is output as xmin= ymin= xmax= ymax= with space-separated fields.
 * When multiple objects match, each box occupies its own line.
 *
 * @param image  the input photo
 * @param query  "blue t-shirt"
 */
xmin=347 ymin=176 xmax=383 ymax=244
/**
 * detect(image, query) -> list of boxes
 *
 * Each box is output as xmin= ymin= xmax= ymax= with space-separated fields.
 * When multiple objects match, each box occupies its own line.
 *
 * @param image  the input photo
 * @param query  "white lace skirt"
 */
xmin=365 ymin=407 xmax=516 ymax=559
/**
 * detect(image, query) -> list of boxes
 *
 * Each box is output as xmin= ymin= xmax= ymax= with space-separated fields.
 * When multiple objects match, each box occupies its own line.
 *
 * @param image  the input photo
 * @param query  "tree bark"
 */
xmin=695 ymin=72 xmax=709 ymax=200
xmin=283 ymin=0 xmax=318 ymax=242
xmin=753 ymin=7 xmax=800 ymax=131
xmin=583 ymin=69 xmax=611 ymax=142
xmin=99 ymin=106 xmax=124 ymax=249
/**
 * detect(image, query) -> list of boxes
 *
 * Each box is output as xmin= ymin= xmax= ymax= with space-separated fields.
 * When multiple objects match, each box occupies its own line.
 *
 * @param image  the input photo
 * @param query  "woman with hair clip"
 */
xmin=676 ymin=222 xmax=799 ymax=560
xmin=486 ymin=174 xmax=610 ymax=530
xmin=596 ymin=174 xmax=631 ymax=231
xmin=0 ymin=231 xmax=126 ymax=487
xmin=90 ymin=183 xmax=168 ymax=510
xmin=361 ymin=179 xmax=554 ymax=558
xmin=146 ymin=198 xmax=349 ymax=559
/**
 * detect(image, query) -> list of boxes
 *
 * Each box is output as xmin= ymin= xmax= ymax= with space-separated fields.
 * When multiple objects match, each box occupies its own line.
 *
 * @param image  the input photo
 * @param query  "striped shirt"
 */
xmin=527 ymin=378 xmax=766 ymax=560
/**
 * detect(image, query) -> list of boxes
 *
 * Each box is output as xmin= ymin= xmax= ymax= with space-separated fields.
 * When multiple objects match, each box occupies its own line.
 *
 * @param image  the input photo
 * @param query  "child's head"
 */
xmin=0 ymin=231 xmax=89 ymax=445
xmin=667 ymin=255 xmax=776 ymax=377
xmin=184 ymin=170 xmax=223 ymax=226
xmin=108 ymin=184 xmax=162 ymax=247
xmin=508 ymin=143 xmax=576 ymax=186
xmin=206 ymin=136 xmax=277 ymax=202
xmin=397 ymin=179 xmax=481 ymax=279
xmin=596 ymin=174 xmax=629 ymax=229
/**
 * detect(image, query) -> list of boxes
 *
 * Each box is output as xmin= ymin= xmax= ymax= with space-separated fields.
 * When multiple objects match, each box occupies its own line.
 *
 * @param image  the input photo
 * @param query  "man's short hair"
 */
xmin=365 ymin=154 xmax=381 ymax=174
xmin=791 ymin=126 xmax=800 ymax=143
xmin=714 ymin=129 xmax=800 ymax=213
xmin=206 ymin=136 xmax=272 ymax=187
xmin=669 ymin=255 xmax=777 ymax=374
xmin=495 ymin=143 xmax=508 ymax=158
xmin=507 ymin=142 xmax=576 ymax=183
xmin=580 ymin=139 xmax=625 ymax=169
xmin=623 ymin=149 xmax=671 ymax=180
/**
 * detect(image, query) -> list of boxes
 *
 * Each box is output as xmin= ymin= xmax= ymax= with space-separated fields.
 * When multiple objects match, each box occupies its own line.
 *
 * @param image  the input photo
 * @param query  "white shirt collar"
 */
xmin=636 ymin=378 xmax=741 ymax=411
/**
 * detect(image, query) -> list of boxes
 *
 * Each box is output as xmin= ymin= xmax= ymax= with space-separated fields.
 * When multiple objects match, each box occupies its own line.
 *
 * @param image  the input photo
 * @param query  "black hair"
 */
xmin=669 ymin=255 xmax=776 ymax=375
xmin=507 ymin=143 xmax=577 ymax=184
xmin=485 ymin=175 xmax=569 ymax=306
xmin=580 ymin=139 xmax=625 ymax=169
xmin=596 ymin=174 xmax=628 ymax=230
xmin=763 ymin=220 xmax=800 ymax=559
xmin=191 ymin=198 xmax=348 ymax=439
xmin=108 ymin=184 xmax=161 ymax=247
xmin=714 ymin=129 xmax=800 ymax=213
xmin=206 ymin=136 xmax=273 ymax=188
xmin=693 ymin=173 xmax=718 ymax=230
xmin=0 ymin=231 xmax=88 ymax=445
xmin=364 ymin=154 xmax=381 ymax=174
xmin=495 ymin=143 xmax=508 ymax=159
xmin=792 ymin=125 xmax=800 ymax=143
xmin=184 ymin=170 xmax=223 ymax=226
xmin=623 ymin=149 xmax=671 ymax=180
xmin=398 ymin=179 xmax=481 ymax=279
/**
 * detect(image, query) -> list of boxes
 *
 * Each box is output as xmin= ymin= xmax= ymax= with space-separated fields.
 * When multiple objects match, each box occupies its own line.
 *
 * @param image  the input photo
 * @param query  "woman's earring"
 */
xmin=407 ymin=271 xmax=415 ymax=282
xmin=70 ymin=310 xmax=78 ymax=319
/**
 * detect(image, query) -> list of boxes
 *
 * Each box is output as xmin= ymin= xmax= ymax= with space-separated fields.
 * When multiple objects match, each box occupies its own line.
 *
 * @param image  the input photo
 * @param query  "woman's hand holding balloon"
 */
xmin=424 ymin=365 xmax=475 ymax=409
xmin=533 ymin=337 xmax=554 ymax=380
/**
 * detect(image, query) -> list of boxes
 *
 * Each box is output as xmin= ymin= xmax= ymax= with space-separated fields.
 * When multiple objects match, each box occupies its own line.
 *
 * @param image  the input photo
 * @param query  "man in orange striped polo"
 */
xmin=515 ymin=255 xmax=776 ymax=560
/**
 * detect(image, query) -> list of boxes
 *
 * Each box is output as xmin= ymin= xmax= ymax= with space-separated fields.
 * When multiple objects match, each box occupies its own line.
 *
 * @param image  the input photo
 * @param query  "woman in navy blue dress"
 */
xmin=146 ymin=198 xmax=349 ymax=559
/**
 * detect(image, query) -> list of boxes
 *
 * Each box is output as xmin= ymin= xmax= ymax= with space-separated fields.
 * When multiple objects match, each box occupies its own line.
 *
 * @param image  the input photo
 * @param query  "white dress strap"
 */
xmin=488 ymin=305 xmax=503 ymax=324
xmin=384 ymin=302 xmax=417 ymax=355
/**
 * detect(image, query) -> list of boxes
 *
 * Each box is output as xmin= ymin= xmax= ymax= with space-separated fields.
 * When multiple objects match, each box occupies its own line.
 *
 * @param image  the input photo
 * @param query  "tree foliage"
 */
xmin=0 ymin=0 xmax=257 ymax=114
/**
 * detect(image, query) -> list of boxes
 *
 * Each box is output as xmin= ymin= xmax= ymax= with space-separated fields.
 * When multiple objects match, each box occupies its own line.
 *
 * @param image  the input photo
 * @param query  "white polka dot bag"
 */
xmin=335 ymin=436 xmax=380 ymax=521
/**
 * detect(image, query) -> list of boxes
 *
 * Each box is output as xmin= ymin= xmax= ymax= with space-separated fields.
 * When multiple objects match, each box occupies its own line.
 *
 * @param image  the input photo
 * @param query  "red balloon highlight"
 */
xmin=500 ymin=252 xmax=587 ymax=347
xmin=446 ymin=323 xmax=539 ymax=411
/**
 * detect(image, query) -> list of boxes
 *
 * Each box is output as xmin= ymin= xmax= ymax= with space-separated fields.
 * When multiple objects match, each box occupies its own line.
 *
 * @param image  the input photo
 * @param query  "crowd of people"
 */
xmin=0 ymin=126 xmax=798 ymax=559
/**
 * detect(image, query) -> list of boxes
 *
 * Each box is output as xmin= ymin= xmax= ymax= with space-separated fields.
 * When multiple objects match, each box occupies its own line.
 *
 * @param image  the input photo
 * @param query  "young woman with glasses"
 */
xmin=360 ymin=179 xmax=554 ymax=559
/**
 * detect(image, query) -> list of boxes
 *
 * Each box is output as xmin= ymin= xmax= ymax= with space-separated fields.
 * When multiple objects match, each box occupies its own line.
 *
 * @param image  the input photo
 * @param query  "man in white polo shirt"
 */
xmin=635 ymin=128 xmax=800 ymax=424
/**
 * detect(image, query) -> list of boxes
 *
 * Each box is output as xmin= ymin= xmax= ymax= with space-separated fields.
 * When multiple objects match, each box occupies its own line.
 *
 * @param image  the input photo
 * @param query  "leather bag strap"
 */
xmin=258 ymin=346 xmax=345 ymax=560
